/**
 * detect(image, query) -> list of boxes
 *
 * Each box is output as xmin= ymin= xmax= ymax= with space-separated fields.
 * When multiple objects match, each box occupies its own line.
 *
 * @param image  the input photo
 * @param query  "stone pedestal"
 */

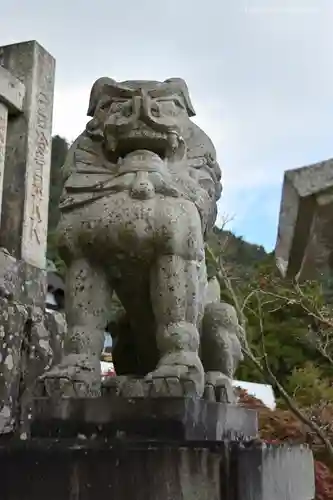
xmin=0 ymin=437 xmax=316 ymax=500
xmin=31 ymin=395 xmax=258 ymax=441
xmin=0 ymin=439 xmax=223 ymax=500
xmin=0 ymin=396 xmax=315 ymax=500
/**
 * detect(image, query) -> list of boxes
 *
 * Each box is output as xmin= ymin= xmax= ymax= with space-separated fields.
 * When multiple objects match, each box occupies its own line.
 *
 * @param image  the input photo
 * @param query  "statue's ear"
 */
xmin=164 ymin=78 xmax=196 ymax=117
xmin=87 ymin=77 xmax=118 ymax=117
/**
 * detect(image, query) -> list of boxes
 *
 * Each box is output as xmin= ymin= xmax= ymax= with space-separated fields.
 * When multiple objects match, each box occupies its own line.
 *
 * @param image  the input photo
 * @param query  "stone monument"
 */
xmin=40 ymin=76 xmax=244 ymax=402
xmin=276 ymin=158 xmax=333 ymax=280
xmin=0 ymin=40 xmax=57 ymax=435
xmin=0 ymin=63 xmax=315 ymax=499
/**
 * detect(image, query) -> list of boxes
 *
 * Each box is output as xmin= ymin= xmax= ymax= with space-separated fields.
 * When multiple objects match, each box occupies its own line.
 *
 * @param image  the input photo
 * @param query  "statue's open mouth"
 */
xmin=105 ymin=122 xmax=184 ymax=162
xmin=115 ymin=130 xmax=169 ymax=160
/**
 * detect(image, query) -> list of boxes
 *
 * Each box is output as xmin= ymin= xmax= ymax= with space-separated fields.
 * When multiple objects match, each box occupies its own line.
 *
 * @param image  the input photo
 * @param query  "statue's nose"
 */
xmin=138 ymin=88 xmax=149 ymax=119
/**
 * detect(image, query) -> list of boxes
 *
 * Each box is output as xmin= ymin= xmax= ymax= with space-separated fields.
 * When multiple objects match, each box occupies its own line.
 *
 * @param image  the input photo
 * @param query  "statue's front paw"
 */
xmin=203 ymin=371 xmax=236 ymax=403
xmin=144 ymin=352 xmax=204 ymax=398
xmin=102 ymin=375 xmax=147 ymax=398
xmin=42 ymin=375 xmax=88 ymax=398
xmin=144 ymin=376 xmax=198 ymax=398
xmin=38 ymin=354 xmax=101 ymax=398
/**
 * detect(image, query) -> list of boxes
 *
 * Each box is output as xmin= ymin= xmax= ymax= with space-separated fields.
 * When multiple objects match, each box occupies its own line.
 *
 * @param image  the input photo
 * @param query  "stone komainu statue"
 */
xmin=42 ymin=77 xmax=243 ymax=400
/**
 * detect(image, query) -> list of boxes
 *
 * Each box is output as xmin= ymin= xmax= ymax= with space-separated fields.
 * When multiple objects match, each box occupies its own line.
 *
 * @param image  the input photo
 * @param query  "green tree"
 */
xmin=47 ymin=135 xmax=68 ymax=275
xmin=48 ymin=135 xmax=69 ymax=231
xmin=233 ymin=255 xmax=333 ymax=386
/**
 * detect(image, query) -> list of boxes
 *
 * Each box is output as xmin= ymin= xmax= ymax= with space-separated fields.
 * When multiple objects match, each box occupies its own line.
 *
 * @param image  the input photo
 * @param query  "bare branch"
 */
xmin=218 ymin=212 xmax=235 ymax=231
xmin=205 ymin=244 xmax=333 ymax=463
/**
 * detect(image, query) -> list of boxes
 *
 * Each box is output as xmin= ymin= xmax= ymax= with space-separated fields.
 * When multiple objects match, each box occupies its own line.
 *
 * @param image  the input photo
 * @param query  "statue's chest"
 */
xmin=74 ymin=192 xmax=193 ymax=258
xmin=79 ymin=193 xmax=159 ymax=254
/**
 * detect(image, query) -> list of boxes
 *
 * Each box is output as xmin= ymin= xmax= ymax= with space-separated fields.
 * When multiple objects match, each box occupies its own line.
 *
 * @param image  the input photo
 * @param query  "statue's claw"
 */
xmin=203 ymin=371 xmax=236 ymax=403
xmin=102 ymin=375 xmax=148 ymax=397
xmin=38 ymin=355 xmax=101 ymax=397
xmin=145 ymin=376 xmax=198 ymax=398
xmin=144 ymin=352 xmax=204 ymax=398
xmin=41 ymin=376 xmax=89 ymax=398
xmin=102 ymin=373 xmax=198 ymax=398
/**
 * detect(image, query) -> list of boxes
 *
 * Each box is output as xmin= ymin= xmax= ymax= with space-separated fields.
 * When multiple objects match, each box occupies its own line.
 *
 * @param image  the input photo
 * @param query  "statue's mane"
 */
xmin=61 ymin=77 xmax=222 ymax=232
xmin=87 ymin=77 xmax=196 ymax=117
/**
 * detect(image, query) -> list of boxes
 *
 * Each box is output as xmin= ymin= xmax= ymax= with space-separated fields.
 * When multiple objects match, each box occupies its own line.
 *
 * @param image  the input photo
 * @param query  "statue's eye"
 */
xmin=99 ymin=99 xmax=111 ymax=111
xmin=174 ymin=98 xmax=184 ymax=109
xmin=123 ymin=103 xmax=133 ymax=117
xmin=150 ymin=103 xmax=160 ymax=117
xmin=110 ymin=100 xmax=129 ymax=113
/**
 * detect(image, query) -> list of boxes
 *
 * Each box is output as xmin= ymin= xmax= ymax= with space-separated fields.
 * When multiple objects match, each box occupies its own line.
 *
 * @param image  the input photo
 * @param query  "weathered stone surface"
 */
xmin=44 ymin=310 xmax=66 ymax=365
xmin=31 ymin=396 xmax=257 ymax=441
xmin=0 ymin=248 xmax=47 ymax=306
xmin=18 ymin=307 xmax=57 ymax=437
xmin=275 ymin=159 xmax=333 ymax=280
xmin=0 ymin=440 xmax=221 ymax=500
xmin=0 ymin=298 xmax=28 ymax=434
xmin=235 ymin=443 xmax=315 ymax=500
xmin=17 ymin=309 xmax=67 ymax=438
xmin=42 ymin=77 xmax=243 ymax=401
xmin=0 ymin=297 xmax=67 ymax=436
xmin=0 ymin=65 xmax=25 ymax=113
xmin=0 ymin=41 xmax=55 ymax=269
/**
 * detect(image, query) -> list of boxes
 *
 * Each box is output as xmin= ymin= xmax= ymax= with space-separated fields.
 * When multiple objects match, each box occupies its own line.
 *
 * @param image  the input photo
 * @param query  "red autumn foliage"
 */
xmin=315 ymin=462 xmax=333 ymax=500
xmin=237 ymin=389 xmax=333 ymax=500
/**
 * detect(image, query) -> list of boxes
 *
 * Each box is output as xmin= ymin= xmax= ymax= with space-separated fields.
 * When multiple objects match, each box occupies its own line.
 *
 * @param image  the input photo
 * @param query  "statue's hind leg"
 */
xmin=201 ymin=301 xmax=243 ymax=403
xmin=41 ymin=258 xmax=113 ymax=397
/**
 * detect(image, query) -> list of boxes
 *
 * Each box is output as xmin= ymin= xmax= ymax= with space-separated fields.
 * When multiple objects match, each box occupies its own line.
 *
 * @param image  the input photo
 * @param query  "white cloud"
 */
xmin=3 ymin=0 xmax=333 ymax=245
xmin=52 ymin=87 xmax=88 ymax=141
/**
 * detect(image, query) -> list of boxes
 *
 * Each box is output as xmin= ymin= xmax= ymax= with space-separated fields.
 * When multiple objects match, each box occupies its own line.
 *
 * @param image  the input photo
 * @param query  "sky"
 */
xmin=2 ymin=0 xmax=333 ymax=251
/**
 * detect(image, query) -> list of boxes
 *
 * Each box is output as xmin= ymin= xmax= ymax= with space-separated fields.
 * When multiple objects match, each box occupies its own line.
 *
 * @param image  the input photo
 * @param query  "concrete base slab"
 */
xmin=0 ymin=438 xmax=315 ymax=500
xmin=235 ymin=443 xmax=315 ymax=500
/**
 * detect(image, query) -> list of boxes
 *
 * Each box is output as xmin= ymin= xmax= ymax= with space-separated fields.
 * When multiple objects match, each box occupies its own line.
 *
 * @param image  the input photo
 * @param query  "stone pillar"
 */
xmin=0 ymin=40 xmax=55 ymax=305
xmin=275 ymin=159 xmax=333 ymax=281
xmin=0 ymin=65 xmax=25 ymax=230
xmin=0 ymin=42 xmax=55 ymax=436
xmin=235 ymin=443 xmax=315 ymax=500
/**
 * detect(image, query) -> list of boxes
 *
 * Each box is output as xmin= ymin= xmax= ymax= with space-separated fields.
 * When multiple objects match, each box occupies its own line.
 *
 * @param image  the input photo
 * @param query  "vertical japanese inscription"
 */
xmin=20 ymin=44 xmax=55 ymax=269
xmin=0 ymin=105 xmax=7 ymax=165
xmin=30 ymin=91 xmax=50 ymax=245
xmin=0 ymin=103 xmax=8 ymax=226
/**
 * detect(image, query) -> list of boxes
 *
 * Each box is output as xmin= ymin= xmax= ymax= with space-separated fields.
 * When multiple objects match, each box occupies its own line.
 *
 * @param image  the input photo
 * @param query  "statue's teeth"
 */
xmin=168 ymin=132 xmax=179 ymax=151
